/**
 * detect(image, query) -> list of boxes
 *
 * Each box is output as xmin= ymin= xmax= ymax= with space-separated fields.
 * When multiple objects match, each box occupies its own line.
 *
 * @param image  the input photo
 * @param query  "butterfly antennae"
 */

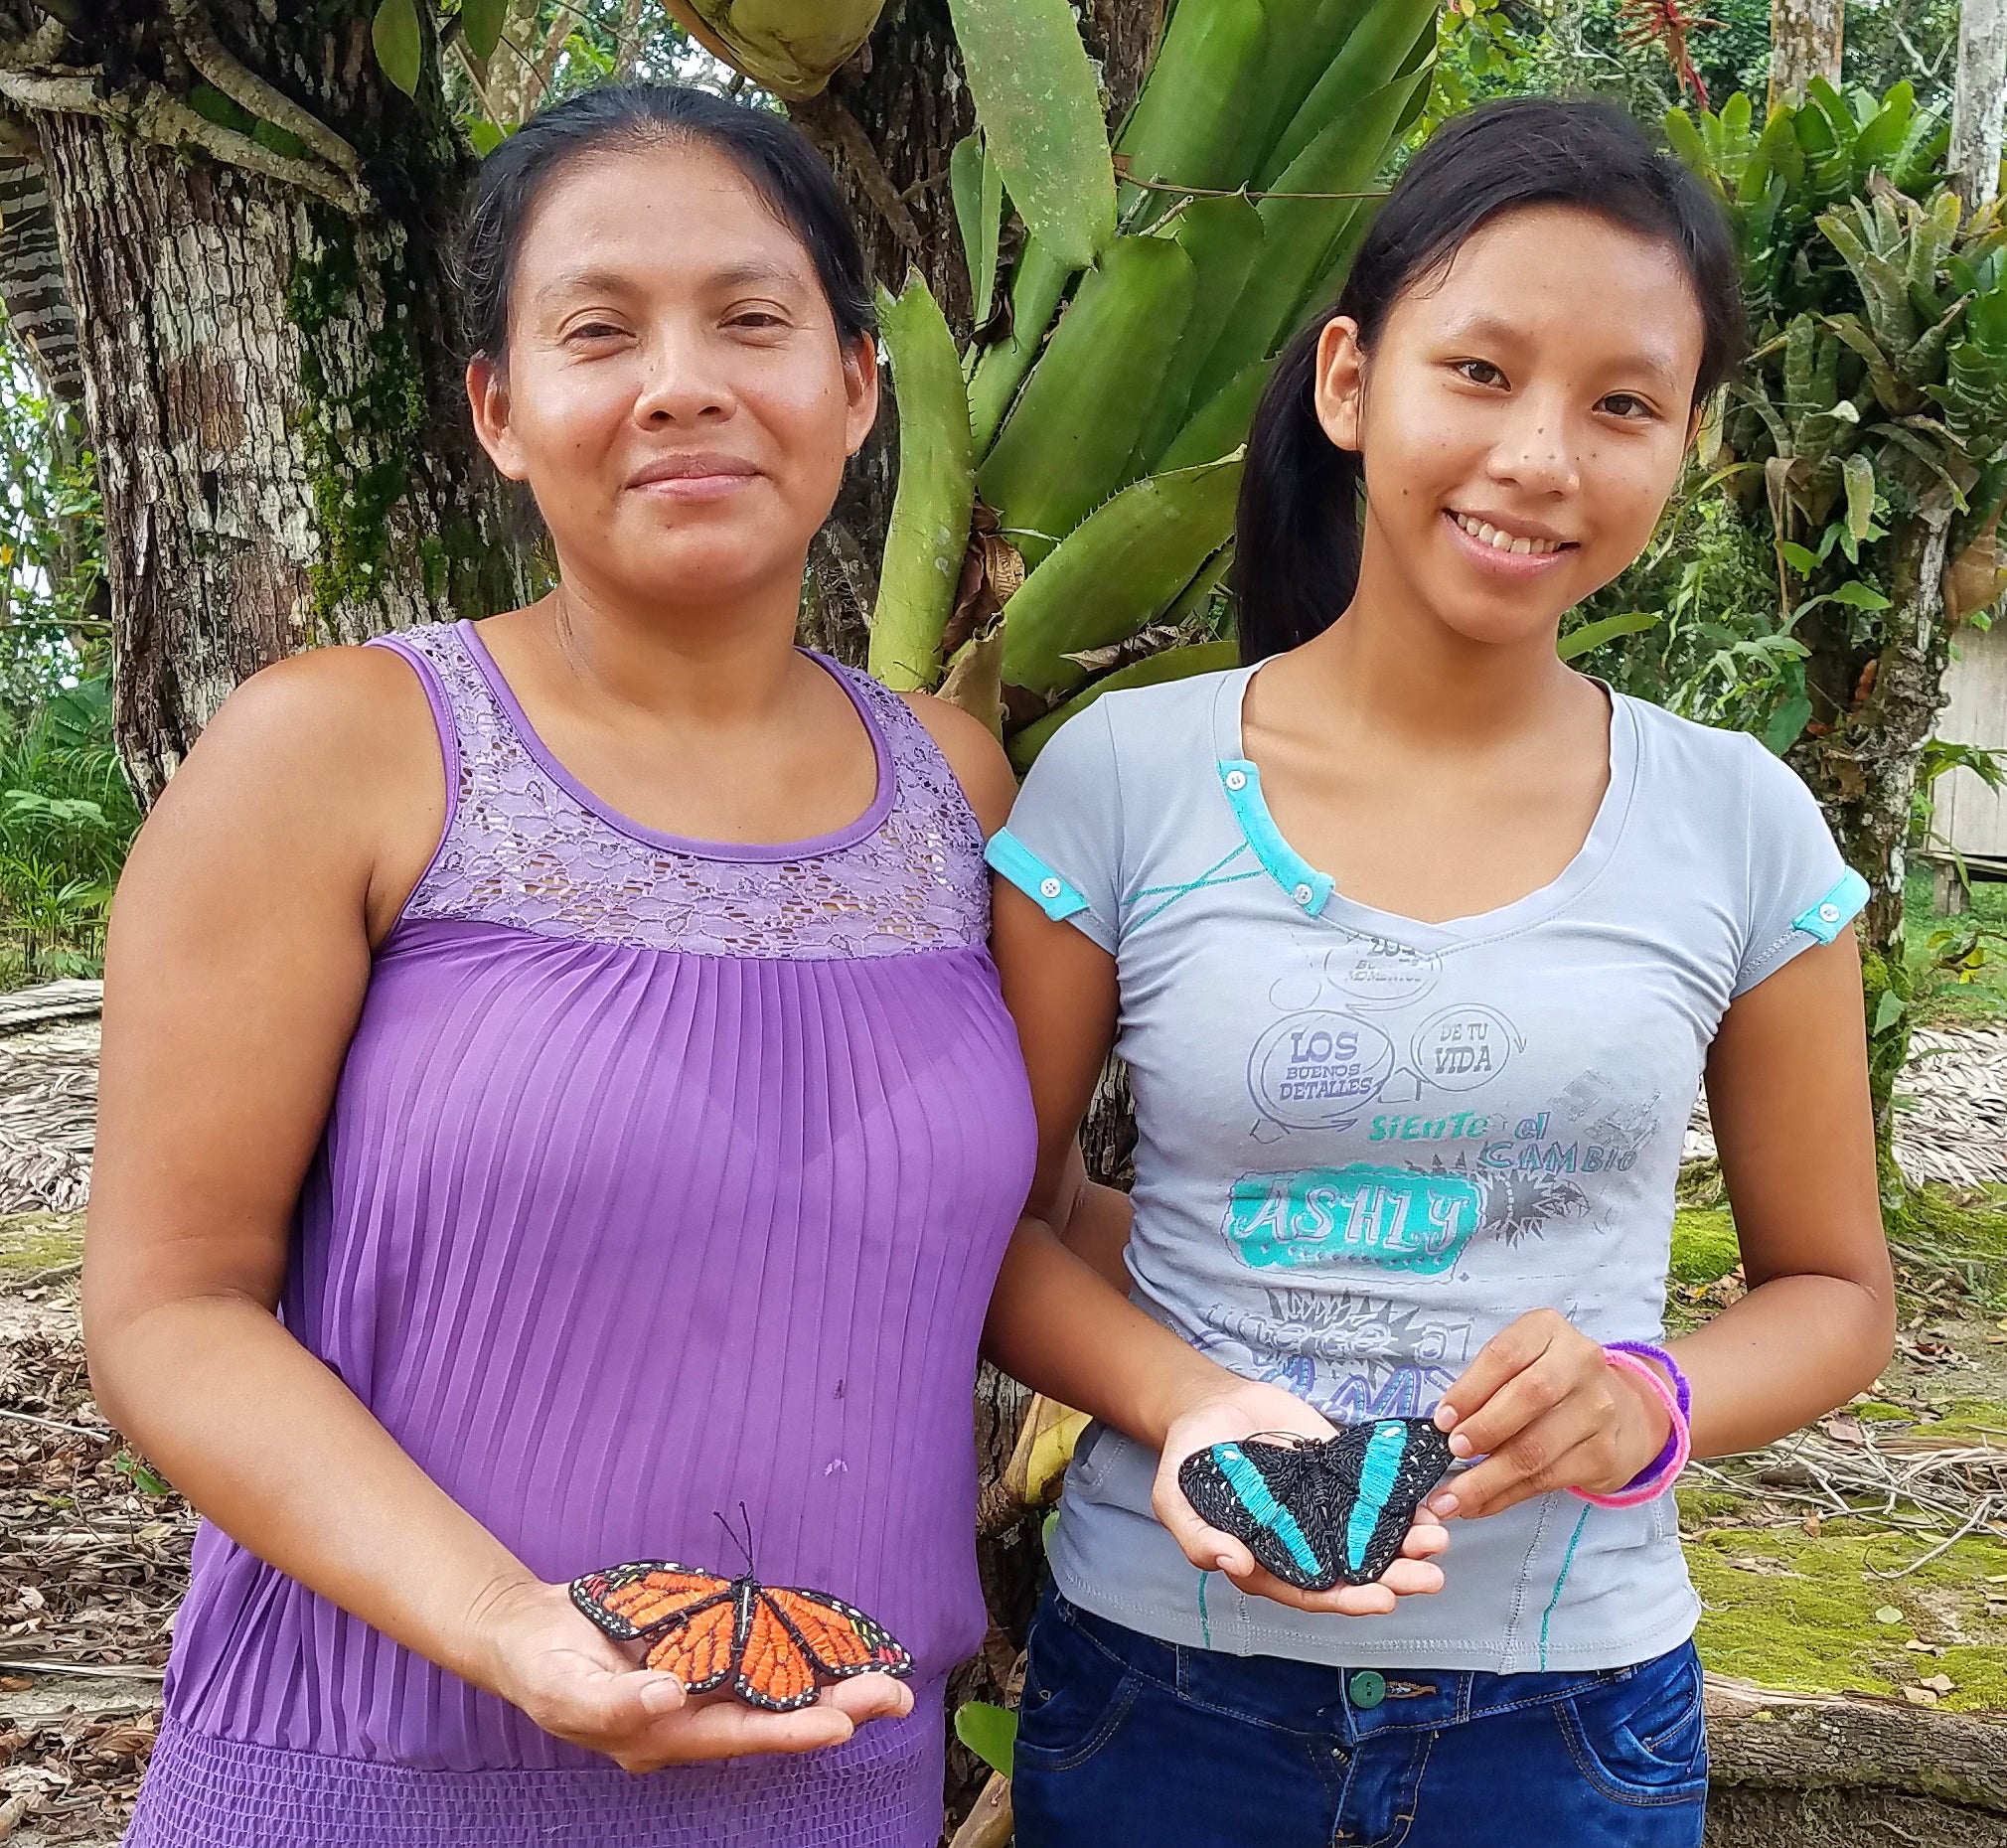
xmin=737 ymin=1501 xmax=755 ymax=1574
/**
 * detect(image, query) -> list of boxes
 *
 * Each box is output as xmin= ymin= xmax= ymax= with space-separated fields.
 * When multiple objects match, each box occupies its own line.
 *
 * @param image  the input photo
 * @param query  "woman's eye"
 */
xmin=729 ymin=312 xmax=788 ymax=331
xmin=1600 ymin=392 xmax=1655 ymax=420
xmin=566 ymin=321 xmax=625 ymax=343
xmin=1454 ymin=359 xmax=1505 ymax=387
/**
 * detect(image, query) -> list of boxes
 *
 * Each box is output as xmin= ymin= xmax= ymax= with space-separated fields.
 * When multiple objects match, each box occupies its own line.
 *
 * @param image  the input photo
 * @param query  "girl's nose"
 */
xmin=1487 ymin=406 xmax=1579 ymax=498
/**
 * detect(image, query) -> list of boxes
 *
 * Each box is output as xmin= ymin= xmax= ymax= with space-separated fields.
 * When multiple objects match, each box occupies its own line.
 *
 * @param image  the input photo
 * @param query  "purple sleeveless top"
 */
xmin=125 ymin=621 xmax=1036 ymax=1847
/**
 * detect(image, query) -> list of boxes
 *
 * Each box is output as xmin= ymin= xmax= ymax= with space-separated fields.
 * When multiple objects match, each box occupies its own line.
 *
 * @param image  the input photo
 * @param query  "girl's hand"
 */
xmin=1428 ymin=1309 xmax=1672 ymax=1520
xmin=470 ymin=1579 xmax=913 ymax=1771
xmin=1153 ymin=1378 xmax=1449 ymax=1617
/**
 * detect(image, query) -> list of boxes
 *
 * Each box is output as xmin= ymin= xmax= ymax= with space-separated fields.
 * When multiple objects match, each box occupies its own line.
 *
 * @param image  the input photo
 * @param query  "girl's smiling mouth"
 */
xmin=1444 ymin=508 xmax=1579 ymax=574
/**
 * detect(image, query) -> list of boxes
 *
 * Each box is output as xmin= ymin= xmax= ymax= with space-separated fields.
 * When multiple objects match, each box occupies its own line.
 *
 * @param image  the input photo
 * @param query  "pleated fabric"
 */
xmin=125 ymin=624 xmax=1037 ymax=1846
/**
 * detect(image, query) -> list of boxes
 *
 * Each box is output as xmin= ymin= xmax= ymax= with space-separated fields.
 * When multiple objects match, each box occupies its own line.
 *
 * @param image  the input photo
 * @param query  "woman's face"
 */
xmin=470 ymin=138 xmax=877 ymax=612
xmin=1313 ymin=203 xmax=1704 ymax=649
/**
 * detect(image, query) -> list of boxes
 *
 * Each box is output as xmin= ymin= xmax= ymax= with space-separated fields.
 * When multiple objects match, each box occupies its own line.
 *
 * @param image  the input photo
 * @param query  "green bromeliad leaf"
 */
xmin=870 ymin=275 xmax=975 ymax=693
xmin=950 ymin=133 xmax=1005 ymax=325
xmin=948 ymin=0 xmax=1115 ymax=272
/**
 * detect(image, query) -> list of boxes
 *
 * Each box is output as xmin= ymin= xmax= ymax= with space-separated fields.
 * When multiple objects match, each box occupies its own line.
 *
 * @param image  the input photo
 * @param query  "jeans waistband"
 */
xmin=1047 ymin=1589 xmax=1662 ymax=1742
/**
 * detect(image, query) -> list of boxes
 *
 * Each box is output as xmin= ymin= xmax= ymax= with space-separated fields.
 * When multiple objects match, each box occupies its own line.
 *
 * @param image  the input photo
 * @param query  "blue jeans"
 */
xmin=1011 ymin=1590 xmax=1707 ymax=1848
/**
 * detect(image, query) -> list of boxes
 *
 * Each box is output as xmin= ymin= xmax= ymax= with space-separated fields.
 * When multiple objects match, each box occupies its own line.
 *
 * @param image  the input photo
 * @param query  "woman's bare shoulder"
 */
xmin=896 ymin=690 xmax=1017 ymax=836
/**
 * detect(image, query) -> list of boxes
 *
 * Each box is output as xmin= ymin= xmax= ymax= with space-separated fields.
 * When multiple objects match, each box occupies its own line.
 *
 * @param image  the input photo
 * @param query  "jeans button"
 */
xmin=1348 ymin=1670 xmax=1386 ymax=1709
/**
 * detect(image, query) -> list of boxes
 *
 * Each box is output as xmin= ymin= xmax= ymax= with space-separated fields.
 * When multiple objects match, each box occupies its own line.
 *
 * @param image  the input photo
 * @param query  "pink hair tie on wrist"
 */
xmin=1570 ymin=1346 xmax=1691 ymax=1509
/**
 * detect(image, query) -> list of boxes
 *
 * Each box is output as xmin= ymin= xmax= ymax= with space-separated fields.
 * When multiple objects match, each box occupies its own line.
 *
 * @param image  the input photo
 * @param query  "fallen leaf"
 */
xmin=1904 ymin=1685 xmax=1940 ymax=1707
xmin=1921 ymin=1674 xmax=1955 ymax=1695
xmin=1905 ymin=1639 xmax=1941 ymax=1653
xmin=1876 ymin=1606 xmax=1905 ymax=1624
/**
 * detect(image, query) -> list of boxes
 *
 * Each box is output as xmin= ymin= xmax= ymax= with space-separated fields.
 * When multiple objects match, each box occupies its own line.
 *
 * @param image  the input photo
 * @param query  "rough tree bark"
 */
xmin=1950 ymin=0 xmax=2007 ymax=212
xmin=1767 ymin=0 xmax=1843 ymax=107
xmin=2 ymin=4 xmax=521 ymax=803
xmin=1792 ymin=520 xmax=1951 ymax=1147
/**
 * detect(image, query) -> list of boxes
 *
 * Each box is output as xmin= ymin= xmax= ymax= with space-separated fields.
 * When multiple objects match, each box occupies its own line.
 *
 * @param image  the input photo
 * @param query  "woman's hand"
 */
xmin=471 ymin=1579 xmax=913 ymax=1771
xmin=1153 ymin=1378 xmax=1449 ymax=1617
xmin=1428 ymin=1309 xmax=1671 ymax=1520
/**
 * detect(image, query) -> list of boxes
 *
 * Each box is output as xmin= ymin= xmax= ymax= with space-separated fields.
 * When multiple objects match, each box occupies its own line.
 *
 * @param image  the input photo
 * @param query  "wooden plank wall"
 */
xmin=1933 ymin=622 xmax=2007 ymax=863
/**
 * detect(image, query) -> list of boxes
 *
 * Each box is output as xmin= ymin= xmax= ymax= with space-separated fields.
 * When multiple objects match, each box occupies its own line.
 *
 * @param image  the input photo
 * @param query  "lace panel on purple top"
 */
xmin=379 ymin=624 xmax=990 ymax=960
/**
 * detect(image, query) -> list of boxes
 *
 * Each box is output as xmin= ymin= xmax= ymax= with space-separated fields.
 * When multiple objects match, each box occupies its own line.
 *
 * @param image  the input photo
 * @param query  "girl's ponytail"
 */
xmin=1229 ymin=97 xmax=1747 ymax=665
xmin=1230 ymin=313 xmax=1364 ymax=664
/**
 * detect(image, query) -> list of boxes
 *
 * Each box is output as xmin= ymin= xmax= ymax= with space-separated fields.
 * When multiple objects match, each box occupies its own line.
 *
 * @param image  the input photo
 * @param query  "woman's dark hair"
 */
xmin=455 ymin=82 xmax=875 ymax=364
xmin=1232 ymin=96 xmax=1747 ymax=663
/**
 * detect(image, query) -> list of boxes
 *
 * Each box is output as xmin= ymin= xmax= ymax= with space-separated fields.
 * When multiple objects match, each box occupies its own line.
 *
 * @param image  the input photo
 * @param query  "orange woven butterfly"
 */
xmin=569 ymin=1556 xmax=915 ymax=1713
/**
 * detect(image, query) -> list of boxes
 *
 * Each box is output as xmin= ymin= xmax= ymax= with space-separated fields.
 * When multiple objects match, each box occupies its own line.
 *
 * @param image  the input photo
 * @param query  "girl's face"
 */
xmin=470 ymin=138 xmax=877 ymax=613
xmin=1313 ymin=203 xmax=1704 ymax=648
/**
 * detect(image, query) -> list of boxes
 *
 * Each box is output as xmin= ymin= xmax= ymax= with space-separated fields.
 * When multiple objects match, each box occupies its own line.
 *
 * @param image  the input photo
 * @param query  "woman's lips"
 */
xmin=630 ymin=471 xmax=757 ymax=504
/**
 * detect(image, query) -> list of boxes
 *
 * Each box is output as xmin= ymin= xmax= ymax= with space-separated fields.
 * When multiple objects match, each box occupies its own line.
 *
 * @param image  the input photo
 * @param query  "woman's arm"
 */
xmin=985 ymin=881 xmax=1447 ymax=1616
xmin=86 ymin=650 xmax=905 ymax=1769
xmin=1431 ymin=931 xmax=1893 ymax=1518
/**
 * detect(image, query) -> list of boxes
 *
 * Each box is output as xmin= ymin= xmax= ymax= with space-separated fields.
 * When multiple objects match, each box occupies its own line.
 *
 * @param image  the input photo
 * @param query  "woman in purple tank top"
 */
xmin=88 ymin=85 xmax=1034 ymax=1846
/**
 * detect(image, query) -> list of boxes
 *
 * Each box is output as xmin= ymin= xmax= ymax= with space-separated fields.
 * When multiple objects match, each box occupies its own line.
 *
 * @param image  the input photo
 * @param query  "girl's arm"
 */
xmin=1430 ymin=931 xmax=1893 ymax=1518
xmin=984 ymin=882 xmax=1447 ymax=1615
xmin=86 ymin=653 xmax=907 ymax=1770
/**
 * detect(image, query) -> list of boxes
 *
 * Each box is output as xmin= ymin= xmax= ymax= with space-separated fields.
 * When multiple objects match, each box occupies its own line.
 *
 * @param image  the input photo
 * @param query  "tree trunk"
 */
xmin=1951 ymin=0 xmax=2007 ymax=212
xmin=1791 ymin=518 xmax=1952 ymax=1167
xmin=793 ymin=0 xmax=1163 ymax=669
xmin=1767 ymin=0 xmax=1843 ymax=107
xmin=11 ymin=5 xmax=522 ymax=804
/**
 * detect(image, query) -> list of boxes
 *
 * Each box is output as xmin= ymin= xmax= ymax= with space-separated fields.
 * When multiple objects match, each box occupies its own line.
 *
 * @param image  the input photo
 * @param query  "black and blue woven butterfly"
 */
xmin=1177 ymin=1417 xmax=1456 ymax=1592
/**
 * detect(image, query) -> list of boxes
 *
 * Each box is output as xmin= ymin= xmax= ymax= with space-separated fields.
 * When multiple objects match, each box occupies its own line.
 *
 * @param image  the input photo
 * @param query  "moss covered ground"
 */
xmin=1669 ymin=1182 xmax=2007 ymax=1713
xmin=0 ymin=1209 xmax=82 ymax=1276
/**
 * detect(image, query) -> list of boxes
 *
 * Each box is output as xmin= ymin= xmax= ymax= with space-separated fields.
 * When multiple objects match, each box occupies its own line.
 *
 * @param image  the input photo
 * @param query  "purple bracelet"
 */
xmin=1605 ymin=1340 xmax=1690 ymax=1493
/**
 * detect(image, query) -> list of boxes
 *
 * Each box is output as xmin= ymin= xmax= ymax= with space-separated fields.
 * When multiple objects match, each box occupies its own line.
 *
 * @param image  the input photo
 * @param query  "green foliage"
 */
xmin=0 ymin=679 xmax=138 ymax=983
xmin=373 ymin=0 xmax=426 ymax=97
xmin=869 ymin=274 xmax=975 ymax=692
xmin=0 ymin=345 xmax=104 ymax=725
xmin=1671 ymin=80 xmax=2007 ymax=619
xmin=952 ymin=1700 xmax=1016 ymax=1777
xmin=880 ymin=0 xmax=1433 ymax=759
xmin=947 ymin=0 xmax=1116 ymax=272
xmin=1570 ymin=486 xmax=1809 ymax=741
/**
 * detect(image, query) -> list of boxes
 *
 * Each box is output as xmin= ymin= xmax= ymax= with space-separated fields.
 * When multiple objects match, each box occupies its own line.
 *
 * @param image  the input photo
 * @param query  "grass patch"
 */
xmin=1906 ymin=868 xmax=2007 ymax=1024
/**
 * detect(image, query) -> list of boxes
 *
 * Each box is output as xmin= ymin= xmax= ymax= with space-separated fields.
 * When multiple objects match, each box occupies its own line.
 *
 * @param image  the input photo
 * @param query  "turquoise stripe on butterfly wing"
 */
xmin=1215 ymin=1444 xmax=1323 ymax=1579
xmin=985 ymin=829 xmax=1090 ymax=922
xmin=1343 ymin=1421 xmax=1411 ymax=1575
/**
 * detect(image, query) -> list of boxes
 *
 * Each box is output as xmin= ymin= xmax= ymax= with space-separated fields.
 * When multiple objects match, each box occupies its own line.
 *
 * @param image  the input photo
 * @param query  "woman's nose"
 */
xmin=631 ymin=334 xmax=732 ymax=425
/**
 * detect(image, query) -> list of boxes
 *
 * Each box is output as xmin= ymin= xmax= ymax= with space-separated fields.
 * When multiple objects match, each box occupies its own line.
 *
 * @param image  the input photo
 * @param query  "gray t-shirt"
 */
xmin=990 ymin=664 xmax=1865 ymax=1673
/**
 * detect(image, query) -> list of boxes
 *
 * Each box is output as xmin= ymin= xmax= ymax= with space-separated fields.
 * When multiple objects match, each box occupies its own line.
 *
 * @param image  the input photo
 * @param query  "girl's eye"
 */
xmin=730 ymin=311 xmax=788 ymax=331
xmin=1600 ymin=392 xmax=1656 ymax=420
xmin=566 ymin=321 xmax=626 ymax=344
xmin=1453 ymin=359 xmax=1506 ymax=387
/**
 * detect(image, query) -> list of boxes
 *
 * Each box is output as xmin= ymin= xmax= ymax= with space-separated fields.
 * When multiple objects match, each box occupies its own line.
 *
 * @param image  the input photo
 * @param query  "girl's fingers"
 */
xmin=1152 ymin=1470 xmax=1260 ymax=1577
xmin=1438 ymin=1310 xmax=1562 ymax=1433
xmin=1446 ymin=1352 xmax=1601 ymax=1463
xmin=1399 ymin=1518 xmax=1452 ymax=1559
xmin=1442 ymin=1413 xmax=1604 ymax=1517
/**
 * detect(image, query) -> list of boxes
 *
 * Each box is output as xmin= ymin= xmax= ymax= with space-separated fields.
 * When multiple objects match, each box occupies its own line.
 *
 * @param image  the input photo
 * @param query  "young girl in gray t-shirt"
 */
xmin=984 ymin=97 xmax=1889 ymax=1848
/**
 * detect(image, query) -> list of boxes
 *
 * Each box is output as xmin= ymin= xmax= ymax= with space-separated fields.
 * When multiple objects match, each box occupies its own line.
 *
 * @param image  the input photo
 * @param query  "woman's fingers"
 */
xmin=823 ymin=1673 xmax=915 ymax=1724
